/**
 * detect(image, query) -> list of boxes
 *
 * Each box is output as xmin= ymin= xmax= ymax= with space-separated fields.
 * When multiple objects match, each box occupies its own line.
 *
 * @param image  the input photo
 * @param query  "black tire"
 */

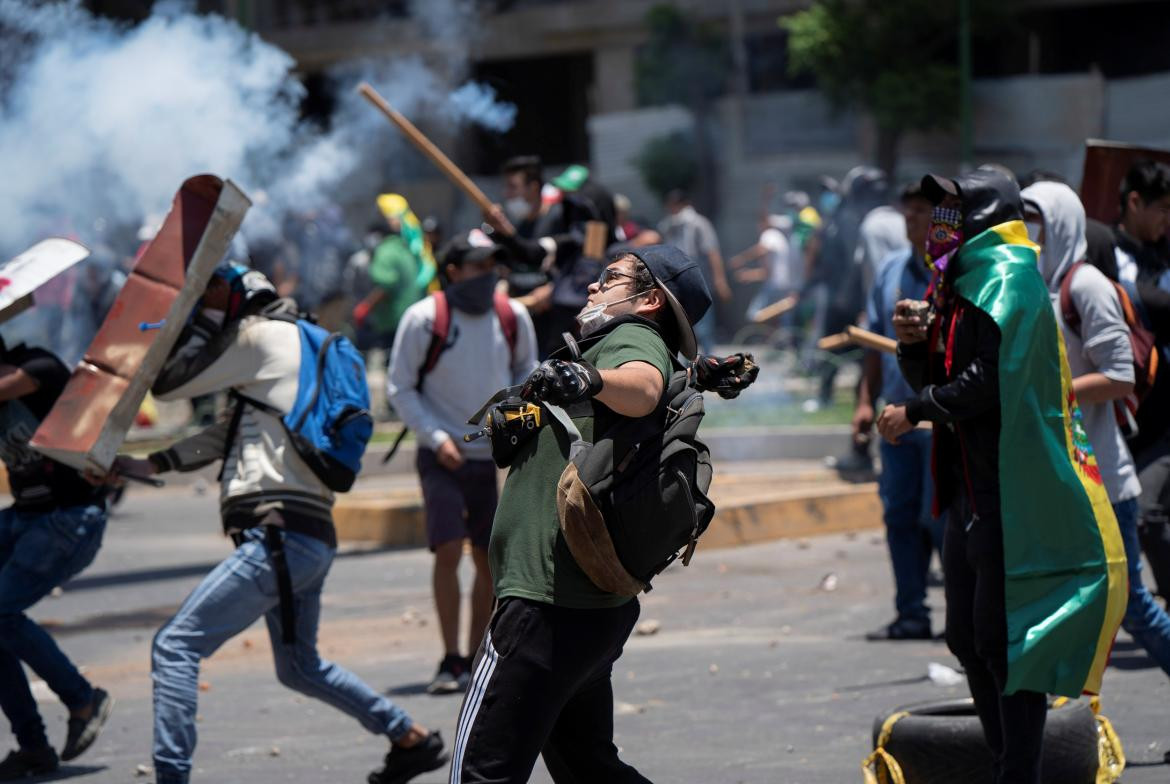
xmin=871 ymin=698 xmax=1099 ymax=784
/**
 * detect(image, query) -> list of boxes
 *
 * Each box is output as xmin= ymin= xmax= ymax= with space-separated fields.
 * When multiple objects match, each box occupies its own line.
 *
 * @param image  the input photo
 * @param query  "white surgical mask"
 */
xmin=504 ymin=197 xmax=533 ymax=223
xmin=576 ymin=291 xmax=644 ymax=337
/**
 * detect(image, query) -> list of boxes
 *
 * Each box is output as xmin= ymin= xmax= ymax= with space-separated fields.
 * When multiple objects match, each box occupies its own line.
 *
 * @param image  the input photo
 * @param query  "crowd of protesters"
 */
xmin=1 ymin=151 xmax=1169 ymax=784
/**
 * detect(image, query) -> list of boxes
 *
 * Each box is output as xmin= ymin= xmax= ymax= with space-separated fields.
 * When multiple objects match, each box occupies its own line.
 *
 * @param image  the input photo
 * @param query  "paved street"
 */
xmin=18 ymin=484 xmax=1170 ymax=783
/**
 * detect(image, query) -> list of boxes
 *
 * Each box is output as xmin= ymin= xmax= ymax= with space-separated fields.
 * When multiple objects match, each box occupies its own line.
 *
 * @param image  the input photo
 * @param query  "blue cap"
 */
xmin=624 ymin=244 xmax=712 ymax=360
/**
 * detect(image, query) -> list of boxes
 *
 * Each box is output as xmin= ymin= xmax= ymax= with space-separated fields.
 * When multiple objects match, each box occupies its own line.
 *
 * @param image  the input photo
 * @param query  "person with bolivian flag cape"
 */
xmin=876 ymin=167 xmax=1126 ymax=784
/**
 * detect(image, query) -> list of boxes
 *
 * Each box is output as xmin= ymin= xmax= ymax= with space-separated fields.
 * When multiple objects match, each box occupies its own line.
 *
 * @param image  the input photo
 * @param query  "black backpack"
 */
xmin=548 ymin=365 xmax=715 ymax=594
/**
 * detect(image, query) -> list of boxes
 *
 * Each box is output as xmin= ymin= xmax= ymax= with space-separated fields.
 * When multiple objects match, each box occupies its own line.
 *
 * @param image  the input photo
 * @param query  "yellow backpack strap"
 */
xmin=1090 ymin=698 xmax=1126 ymax=784
xmin=862 ymin=711 xmax=909 ymax=784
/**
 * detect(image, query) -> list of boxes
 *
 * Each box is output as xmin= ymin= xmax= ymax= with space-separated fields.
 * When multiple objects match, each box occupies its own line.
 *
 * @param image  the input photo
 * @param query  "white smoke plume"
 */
xmin=0 ymin=0 xmax=515 ymax=256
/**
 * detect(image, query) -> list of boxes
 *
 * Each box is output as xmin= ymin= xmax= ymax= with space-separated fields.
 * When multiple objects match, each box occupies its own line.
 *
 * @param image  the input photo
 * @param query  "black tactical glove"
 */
xmin=689 ymin=352 xmax=759 ymax=399
xmin=521 ymin=359 xmax=604 ymax=406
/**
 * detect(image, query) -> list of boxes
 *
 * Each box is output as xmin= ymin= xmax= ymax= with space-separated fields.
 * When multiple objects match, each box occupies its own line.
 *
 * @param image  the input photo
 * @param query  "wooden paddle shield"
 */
xmin=30 ymin=174 xmax=250 ymax=473
xmin=0 ymin=238 xmax=91 ymax=325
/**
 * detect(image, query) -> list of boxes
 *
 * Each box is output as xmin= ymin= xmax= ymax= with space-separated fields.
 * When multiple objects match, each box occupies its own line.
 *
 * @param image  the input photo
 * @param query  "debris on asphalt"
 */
xmin=635 ymin=619 xmax=661 ymax=636
xmin=818 ymin=572 xmax=838 ymax=592
xmin=927 ymin=662 xmax=964 ymax=686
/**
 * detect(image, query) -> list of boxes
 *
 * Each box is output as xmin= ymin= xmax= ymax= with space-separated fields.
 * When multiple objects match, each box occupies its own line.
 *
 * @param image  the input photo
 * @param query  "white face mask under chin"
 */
xmin=576 ymin=291 xmax=644 ymax=337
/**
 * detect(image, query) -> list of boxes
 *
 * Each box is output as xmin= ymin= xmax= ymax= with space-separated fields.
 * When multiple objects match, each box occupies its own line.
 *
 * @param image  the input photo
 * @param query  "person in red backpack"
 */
xmin=387 ymin=235 xmax=538 ymax=695
xmin=1023 ymin=180 xmax=1170 ymax=678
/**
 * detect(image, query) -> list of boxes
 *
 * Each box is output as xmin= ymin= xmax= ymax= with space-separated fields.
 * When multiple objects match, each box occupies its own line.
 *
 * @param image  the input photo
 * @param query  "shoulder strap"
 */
xmin=1059 ymin=260 xmax=1085 ymax=335
xmin=217 ymin=391 xmax=250 ymax=482
xmin=418 ymin=292 xmax=450 ymax=391
xmin=494 ymin=291 xmax=518 ymax=362
xmin=542 ymin=402 xmax=590 ymax=462
xmin=293 ymin=332 xmax=341 ymax=431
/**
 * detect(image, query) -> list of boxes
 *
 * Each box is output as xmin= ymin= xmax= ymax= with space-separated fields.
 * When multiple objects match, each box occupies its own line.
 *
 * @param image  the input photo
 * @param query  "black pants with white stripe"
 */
xmin=449 ymin=597 xmax=652 ymax=784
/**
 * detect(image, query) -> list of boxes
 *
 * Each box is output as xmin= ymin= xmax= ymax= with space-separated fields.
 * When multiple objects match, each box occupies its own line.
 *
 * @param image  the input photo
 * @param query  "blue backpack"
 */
xmin=234 ymin=317 xmax=373 ymax=492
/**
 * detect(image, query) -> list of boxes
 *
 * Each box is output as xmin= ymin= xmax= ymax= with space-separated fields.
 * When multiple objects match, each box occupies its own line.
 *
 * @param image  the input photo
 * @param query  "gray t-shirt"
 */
xmin=658 ymin=206 xmax=719 ymax=285
xmin=1054 ymin=263 xmax=1141 ymax=503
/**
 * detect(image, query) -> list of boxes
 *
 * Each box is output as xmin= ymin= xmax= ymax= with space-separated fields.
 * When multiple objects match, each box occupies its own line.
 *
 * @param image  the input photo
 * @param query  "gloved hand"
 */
xmin=521 ymin=359 xmax=604 ymax=406
xmin=689 ymin=352 xmax=759 ymax=399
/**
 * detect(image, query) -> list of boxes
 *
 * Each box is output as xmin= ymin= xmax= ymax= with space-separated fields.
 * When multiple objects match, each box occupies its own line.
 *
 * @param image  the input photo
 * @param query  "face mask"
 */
xmin=504 ymin=197 xmax=532 ymax=223
xmin=925 ymin=206 xmax=963 ymax=274
xmin=576 ymin=291 xmax=644 ymax=337
xmin=445 ymin=272 xmax=498 ymax=315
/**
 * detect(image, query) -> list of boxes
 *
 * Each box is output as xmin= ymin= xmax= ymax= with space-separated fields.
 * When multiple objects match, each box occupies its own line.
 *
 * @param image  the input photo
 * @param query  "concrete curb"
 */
xmin=333 ymin=479 xmax=881 ymax=551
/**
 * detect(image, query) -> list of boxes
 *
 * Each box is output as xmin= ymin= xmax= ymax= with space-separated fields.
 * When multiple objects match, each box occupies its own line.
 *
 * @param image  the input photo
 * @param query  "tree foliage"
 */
xmin=781 ymin=0 xmax=1010 ymax=137
xmin=635 ymin=4 xmax=729 ymax=108
xmin=633 ymin=130 xmax=698 ymax=201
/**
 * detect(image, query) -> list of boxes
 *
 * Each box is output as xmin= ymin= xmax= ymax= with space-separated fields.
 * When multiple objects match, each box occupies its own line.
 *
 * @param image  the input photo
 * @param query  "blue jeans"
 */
xmin=878 ymin=430 xmax=943 ymax=622
xmin=1115 ymin=498 xmax=1170 ymax=676
xmin=0 ymin=504 xmax=105 ymax=750
xmin=693 ymin=308 xmax=717 ymax=354
xmin=152 ymin=528 xmax=413 ymax=783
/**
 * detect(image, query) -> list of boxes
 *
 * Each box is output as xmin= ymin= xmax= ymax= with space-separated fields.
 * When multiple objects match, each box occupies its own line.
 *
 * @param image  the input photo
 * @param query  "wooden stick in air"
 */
xmin=845 ymin=325 xmax=897 ymax=354
xmin=357 ymin=82 xmax=498 ymax=217
xmin=751 ymin=294 xmax=797 ymax=323
xmin=816 ymin=332 xmax=851 ymax=351
xmin=583 ymin=221 xmax=607 ymax=259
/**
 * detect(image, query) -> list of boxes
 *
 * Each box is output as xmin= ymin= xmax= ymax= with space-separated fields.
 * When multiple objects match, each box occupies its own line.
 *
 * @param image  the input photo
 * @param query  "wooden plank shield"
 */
xmin=30 ymin=174 xmax=251 ymax=473
xmin=0 ymin=238 xmax=91 ymax=325
xmin=1080 ymin=139 xmax=1170 ymax=225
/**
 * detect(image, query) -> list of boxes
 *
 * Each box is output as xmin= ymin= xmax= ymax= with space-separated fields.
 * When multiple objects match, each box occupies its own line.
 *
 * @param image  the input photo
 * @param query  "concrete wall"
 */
xmin=1105 ymin=72 xmax=1170 ymax=149
xmin=587 ymin=105 xmax=693 ymax=223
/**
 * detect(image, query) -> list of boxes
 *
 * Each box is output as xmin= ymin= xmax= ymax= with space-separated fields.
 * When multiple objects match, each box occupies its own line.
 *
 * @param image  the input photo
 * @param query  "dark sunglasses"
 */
xmin=597 ymin=268 xmax=637 ymax=289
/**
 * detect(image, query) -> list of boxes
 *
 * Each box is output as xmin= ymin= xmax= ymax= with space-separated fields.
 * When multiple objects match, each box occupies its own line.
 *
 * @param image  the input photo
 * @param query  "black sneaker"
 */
xmin=368 ymin=731 xmax=448 ymax=784
xmin=0 ymin=747 xmax=59 ymax=781
xmin=426 ymin=654 xmax=469 ymax=695
xmin=865 ymin=617 xmax=933 ymax=641
xmin=61 ymin=687 xmax=114 ymax=761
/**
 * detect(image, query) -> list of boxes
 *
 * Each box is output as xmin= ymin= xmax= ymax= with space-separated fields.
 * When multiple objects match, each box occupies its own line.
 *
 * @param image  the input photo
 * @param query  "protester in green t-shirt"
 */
xmin=449 ymin=245 xmax=713 ymax=783
xmin=352 ymin=194 xmax=433 ymax=352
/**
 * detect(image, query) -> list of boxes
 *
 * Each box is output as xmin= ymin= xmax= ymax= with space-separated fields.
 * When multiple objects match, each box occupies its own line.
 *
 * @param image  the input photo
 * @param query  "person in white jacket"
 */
xmin=112 ymin=263 xmax=446 ymax=784
xmin=388 ymin=236 xmax=537 ymax=695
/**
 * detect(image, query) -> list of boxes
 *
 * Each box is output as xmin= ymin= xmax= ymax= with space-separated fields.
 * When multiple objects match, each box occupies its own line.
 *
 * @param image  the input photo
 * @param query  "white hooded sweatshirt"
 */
xmin=1021 ymin=181 xmax=1140 ymax=504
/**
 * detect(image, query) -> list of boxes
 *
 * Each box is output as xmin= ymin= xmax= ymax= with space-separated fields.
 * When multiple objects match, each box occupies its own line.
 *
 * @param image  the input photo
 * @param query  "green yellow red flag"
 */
xmin=951 ymin=220 xmax=1126 ymax=697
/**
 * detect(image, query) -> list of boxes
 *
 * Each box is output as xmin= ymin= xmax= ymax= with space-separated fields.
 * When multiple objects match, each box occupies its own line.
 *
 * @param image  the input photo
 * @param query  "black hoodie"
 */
xmin=898 ymin=168 xmax=1023 ymax=518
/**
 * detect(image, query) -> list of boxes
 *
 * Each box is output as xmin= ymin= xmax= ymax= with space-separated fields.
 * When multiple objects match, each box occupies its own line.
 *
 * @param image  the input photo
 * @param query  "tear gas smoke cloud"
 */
xmin=0 ymin=0 xmax=515 ymax=256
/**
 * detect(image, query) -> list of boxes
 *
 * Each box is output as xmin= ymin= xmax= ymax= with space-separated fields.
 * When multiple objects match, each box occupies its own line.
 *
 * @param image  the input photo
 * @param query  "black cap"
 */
xmin=920 ymin=174 xmax=959 ymax=204
xmin=921 ymin=169 xmax=1023 ymax=239
xmin=623 ymin=244 xmax=712 ymax=360
xmin=438 ymin=235 xmax=501 ymax=268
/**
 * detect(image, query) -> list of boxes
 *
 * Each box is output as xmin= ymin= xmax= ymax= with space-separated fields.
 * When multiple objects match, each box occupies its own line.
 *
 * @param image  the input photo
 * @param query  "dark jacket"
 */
xmin=1114 ymin=226 xmax=1170 ymax=456
xmin=898 ymin=305 xmax=1001 ymax=518
xmin=897 ymin=167 xmax=1023 ymax=519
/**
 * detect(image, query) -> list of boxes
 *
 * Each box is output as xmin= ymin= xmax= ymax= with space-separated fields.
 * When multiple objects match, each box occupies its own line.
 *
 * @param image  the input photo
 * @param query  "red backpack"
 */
xmin=384 ymin=290 xmax=518 ymax=462
xmin=418 ymin=290 xmax=518 ymax=386
xmin=1059 ymin=260 xmax=1159 ymax=427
